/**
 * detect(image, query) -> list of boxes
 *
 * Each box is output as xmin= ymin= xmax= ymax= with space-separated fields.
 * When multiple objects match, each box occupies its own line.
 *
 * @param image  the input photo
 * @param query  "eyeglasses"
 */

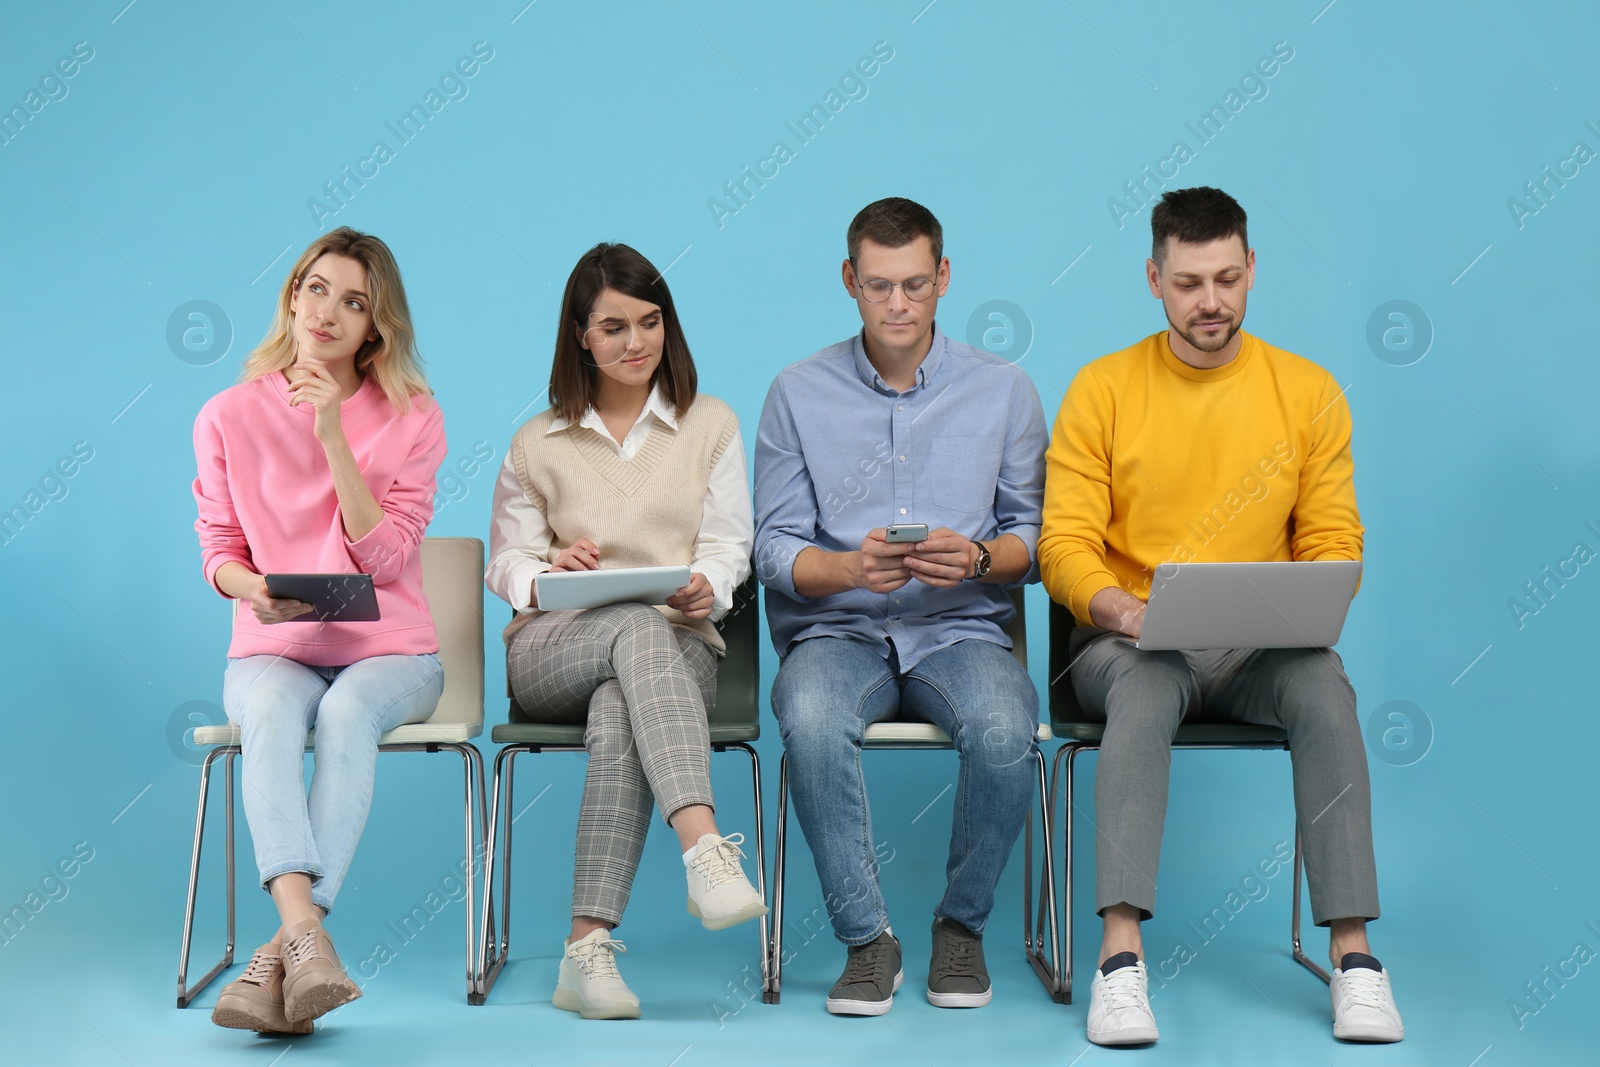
xmin=853 ymin=272 xmax=938 ymax=303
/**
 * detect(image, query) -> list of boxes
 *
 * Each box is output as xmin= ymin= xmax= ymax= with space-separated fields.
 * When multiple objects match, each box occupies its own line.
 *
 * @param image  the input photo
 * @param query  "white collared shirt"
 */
xmin=486 ymin=386 xmax=753 ymax=619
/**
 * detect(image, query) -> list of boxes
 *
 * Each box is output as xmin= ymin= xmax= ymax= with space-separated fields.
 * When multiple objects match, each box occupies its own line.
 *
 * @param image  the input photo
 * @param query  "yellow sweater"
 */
xmin=1039 ymin=330 xmax=1363 ymax=625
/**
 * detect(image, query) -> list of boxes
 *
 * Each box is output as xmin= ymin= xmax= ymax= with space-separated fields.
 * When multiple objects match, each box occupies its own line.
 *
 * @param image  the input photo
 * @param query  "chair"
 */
xmin=1024 ymin=599 xmax=1331 ymax=1003
xmin=177 ymin=537 xmax=489 ymax=1007
xmin=473 ymin=577 xmax=767 ymax=1004
xmin=763 ymin=589 xmax=1054 ymax=1003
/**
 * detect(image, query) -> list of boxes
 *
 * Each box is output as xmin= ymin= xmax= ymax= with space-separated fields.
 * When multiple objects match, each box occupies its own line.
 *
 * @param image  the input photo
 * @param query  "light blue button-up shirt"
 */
xmin=754 ymin=325 xmax=1047 ymax=668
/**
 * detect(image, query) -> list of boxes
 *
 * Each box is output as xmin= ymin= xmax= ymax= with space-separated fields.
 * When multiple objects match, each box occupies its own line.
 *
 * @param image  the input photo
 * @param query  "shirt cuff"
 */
xmin=755 ymin=534 xmax=813 ymax=601
xmin=502 ymin=558 xmax=552 ymax=614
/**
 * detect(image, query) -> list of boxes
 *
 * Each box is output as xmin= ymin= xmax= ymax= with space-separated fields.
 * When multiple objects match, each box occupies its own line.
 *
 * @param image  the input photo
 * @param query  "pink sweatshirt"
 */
xmin=192 ymin=372 xmax=446 ymax=665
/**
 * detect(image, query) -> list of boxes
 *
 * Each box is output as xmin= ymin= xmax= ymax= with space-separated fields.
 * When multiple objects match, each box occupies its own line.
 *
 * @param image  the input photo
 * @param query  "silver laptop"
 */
xmin=1137 ymin=561 xmax=1361 ymax=650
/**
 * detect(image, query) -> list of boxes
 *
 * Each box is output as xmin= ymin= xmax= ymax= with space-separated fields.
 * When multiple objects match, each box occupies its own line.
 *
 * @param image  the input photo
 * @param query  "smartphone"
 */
xmin=884 ymin=523 xmax=929 ymax=543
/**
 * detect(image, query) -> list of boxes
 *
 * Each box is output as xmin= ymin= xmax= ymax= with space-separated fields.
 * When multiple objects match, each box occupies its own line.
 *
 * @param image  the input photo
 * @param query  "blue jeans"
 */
xmin=772 ymin=636 xmax=1039 ymax=945
xmin=223 ymin=653 xmax=443 ymax=912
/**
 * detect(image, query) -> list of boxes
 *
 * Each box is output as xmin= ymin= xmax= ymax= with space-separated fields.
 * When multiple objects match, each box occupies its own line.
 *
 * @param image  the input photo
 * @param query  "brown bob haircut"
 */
xmin=548 ymin=243 xmax=698 ymax=424
xmin=846 ymin=196 xmax=944 ymax=266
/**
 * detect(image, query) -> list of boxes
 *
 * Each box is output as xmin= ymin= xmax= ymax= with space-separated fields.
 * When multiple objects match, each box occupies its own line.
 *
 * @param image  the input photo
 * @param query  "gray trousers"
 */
xmin=507 ymin=604 xmax=718 ymax=926
xmin=1070 ymin=629 xmax=1379 ymax=927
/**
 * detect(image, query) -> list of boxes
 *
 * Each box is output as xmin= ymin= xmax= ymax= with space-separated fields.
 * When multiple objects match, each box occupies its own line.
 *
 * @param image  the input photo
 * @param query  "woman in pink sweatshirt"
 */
xmin=192 ymin=227 xmax=446 ymax=1034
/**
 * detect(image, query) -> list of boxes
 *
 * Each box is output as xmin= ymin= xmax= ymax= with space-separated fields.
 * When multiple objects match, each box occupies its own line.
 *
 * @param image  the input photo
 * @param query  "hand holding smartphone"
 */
xmin=884 ymin=523 xmax=929 ymax=543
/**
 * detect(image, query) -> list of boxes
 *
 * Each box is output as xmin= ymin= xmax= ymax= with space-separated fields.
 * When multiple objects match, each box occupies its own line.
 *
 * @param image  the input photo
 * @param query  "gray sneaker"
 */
xmin=826 ymin=931 xmax=903 ymax=1016
xmin=926 ymin=917 xmax=991 ymax=1008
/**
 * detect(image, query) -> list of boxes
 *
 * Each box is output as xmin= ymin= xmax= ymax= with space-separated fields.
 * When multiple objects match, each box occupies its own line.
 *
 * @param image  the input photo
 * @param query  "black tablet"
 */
xmin=262 ymin=573 xmax=380 ymax=622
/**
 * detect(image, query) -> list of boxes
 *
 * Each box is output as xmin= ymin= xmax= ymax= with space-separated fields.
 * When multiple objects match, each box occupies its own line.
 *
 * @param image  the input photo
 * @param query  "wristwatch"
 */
xmin=970 ymin=540 xmax=992 ymax=580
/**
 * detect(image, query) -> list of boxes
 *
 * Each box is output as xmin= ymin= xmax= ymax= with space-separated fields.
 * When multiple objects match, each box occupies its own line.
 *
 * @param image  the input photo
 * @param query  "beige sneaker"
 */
xmin=685 ymin=833 xmax=768 ymax=931
xmin=280 ymin=920 xmax=363 ymax=1023
xmin=553 ymin=928 xmax=641 ymax=1020
xmin=211 ymin=944 xmax=314 ymax=1034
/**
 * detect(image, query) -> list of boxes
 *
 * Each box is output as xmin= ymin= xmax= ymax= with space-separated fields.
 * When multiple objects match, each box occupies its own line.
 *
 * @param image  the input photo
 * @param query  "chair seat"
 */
xmin=192 ymin=722 xmax=482 ymax=747
xmin=1049 ymin=720 xmax=1287 ymax=745
xmin=490 ymin=721 xmax=759 ymax=746
xmin=863 ymin=722 xmax=1053 ymax=745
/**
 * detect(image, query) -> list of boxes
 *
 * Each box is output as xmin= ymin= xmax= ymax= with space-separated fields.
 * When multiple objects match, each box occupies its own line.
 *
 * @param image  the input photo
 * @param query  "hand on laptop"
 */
xmin=1089 ymin=586 xmax=1146 ymax=640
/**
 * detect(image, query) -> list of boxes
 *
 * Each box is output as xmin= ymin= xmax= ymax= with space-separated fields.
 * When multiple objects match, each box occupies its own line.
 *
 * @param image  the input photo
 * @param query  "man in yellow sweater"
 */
xmin=1039 ymin=187 xmax=1403 ymax=1047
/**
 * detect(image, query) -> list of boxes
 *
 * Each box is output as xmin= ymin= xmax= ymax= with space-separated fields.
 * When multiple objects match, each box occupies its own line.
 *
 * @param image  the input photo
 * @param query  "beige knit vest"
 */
xmin=505 ymin=394 xmax=739 ymax=653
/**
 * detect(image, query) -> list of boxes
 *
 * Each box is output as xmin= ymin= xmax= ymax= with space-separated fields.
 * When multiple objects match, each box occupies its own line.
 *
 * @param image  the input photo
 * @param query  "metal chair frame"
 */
xmin=178 ymin=741 xmax=488 ymax=1006
xmin=762 ymin=589 xmax=1054 ymax=1003
xmin=1023 ymin=603 xmax=1333 ymax=1003
xmin=177 ymin=536 xmax=490 ymax=1007
xmin=474 ymin=578 xmax=767 ymax=1005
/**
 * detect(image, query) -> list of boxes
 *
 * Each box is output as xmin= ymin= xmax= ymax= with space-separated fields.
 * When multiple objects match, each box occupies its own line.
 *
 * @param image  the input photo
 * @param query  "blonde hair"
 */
xmin=240 ymin=227 xmax=430 ymax=412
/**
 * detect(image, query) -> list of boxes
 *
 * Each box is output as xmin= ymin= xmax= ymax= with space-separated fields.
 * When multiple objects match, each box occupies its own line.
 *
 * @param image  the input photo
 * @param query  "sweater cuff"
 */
xmin=346 ymin=517 xmax=406 ymax=584
xmin=1068 ymin=573 xmax=1122 ymax=626
xmin=204 ymin=553 xmax=254 ymax=598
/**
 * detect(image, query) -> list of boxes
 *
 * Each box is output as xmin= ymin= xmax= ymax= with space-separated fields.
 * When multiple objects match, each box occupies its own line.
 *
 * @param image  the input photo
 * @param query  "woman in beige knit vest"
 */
xmin=485 ymin=243 xmax=767 ymax=1019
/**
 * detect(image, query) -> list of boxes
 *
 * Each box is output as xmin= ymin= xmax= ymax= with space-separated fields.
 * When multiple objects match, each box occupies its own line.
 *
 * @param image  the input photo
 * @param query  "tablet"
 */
xmin=263 ymin=573 xmax=380 ymax=622
xmin=535 ymin=565 xmax=692 ymax=612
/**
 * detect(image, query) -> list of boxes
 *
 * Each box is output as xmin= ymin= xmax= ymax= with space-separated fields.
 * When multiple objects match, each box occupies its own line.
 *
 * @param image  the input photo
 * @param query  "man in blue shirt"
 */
xmin=754 ymin=197 xmax=1047 ymax=1015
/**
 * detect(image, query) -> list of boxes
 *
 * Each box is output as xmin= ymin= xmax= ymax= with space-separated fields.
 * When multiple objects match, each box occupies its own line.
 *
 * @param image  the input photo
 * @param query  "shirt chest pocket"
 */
xmin=930 ymin=436 xmax=1000 ymax=515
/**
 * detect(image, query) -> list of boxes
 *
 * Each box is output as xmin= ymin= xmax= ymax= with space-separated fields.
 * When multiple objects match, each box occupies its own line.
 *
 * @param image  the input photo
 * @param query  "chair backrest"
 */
xmin=422 ymin=537 xmax=485 ymax=731
xmin=1005 ymin=586 xmax=1027 ymax=670
xmin=709 ymin=576 xmax=760 ymax=731
xmin=1047 ymin=598 xmax=1087 ymax=724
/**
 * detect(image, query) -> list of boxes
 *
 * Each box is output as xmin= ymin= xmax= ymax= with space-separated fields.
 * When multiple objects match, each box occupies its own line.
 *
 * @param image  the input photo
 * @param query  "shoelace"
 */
xmin=1337 ymin=969 xmax=1391 ymax=1012
xmin=840 ymin=940 xmax=894 ymax=985
xmin=281 ymin=929 xmax=326 ymax=969
xmin=935 ymin=933 xmax=980 ymax=977
xmin=691 ymin=833 xmax=749 ymax=889
xmin=1098 ymin=964 xmax=1151 ymax=1012
xmin=238 ymin=949 xmax=282 ymax=986
xmin=574 ymin=937 xmax=627 ymax=980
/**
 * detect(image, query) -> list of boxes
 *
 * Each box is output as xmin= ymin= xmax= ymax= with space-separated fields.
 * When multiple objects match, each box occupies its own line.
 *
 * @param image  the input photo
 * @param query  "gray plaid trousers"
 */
xmin=508 ymin=603 xmax=718 ymax=925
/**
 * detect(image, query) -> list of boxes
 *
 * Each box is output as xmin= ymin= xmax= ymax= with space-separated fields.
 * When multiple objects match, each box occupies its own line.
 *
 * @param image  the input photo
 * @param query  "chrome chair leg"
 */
xmin=1025 ymin=746 xmax=1064 ymax=1000
xmin=723 ymin=742 xmax=771 ymax=1003
xmin=764 ymin=752 xmax=789 ymax=1003
xmin=1290 ymin=828 xmax=1331 ymax=984
xmin=177 ymin=745 xmax=239 ymax=1007
xmin=1058 ymin=742 xmax=1087 ymax=1005
xmin=476 ymin=744 xmax=523 ymax=1003
xmin=440 ymin=742 xmax=486 ymax=1003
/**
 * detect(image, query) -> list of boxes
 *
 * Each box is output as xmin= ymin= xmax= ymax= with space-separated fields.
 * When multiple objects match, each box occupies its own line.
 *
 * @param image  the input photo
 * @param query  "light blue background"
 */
xmin=2 ymin=2 xmax=1596 ymax=1065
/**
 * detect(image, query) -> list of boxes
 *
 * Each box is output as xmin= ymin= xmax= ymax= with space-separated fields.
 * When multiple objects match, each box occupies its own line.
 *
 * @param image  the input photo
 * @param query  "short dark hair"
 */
xmin=1150 ymin=187 xmax=1248 ymax=264
xmin=548 ymin=243 xmax=697 ymax=424
xmin=847 ymin=197 xmax=943 ymax=265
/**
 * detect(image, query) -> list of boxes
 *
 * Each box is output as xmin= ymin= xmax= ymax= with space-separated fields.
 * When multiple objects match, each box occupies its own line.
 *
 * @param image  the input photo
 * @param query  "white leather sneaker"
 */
xmin=1331 ymin=954 xmax=1404 ymax=1042
xmin=1087 ymin=954 xmax=1159 ymax=1046
xmin=552 ymin=929 xmax=640 ymax=1020
xmin=685 ymin=833 xmax=768 ymax=931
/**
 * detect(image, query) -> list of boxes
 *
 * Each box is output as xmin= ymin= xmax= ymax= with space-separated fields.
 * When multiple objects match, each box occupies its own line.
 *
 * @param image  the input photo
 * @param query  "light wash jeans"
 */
xmin=223 ymin=653 xmax=443 ymax=912
xmin=772 ymin=636 xmax=1039 ymax=945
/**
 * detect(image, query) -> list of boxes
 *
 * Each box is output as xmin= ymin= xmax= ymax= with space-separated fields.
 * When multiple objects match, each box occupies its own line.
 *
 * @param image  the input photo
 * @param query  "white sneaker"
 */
xmin=1087 ymin=955 xmax=1159 ymax=1046
xmin=1331 ymin=955 xmax=1404 ymax=1042
xmin=552 ymin=929 xmax=640 ymax=1020
xmin=685 ymin=833 xmax=769 ymax=931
